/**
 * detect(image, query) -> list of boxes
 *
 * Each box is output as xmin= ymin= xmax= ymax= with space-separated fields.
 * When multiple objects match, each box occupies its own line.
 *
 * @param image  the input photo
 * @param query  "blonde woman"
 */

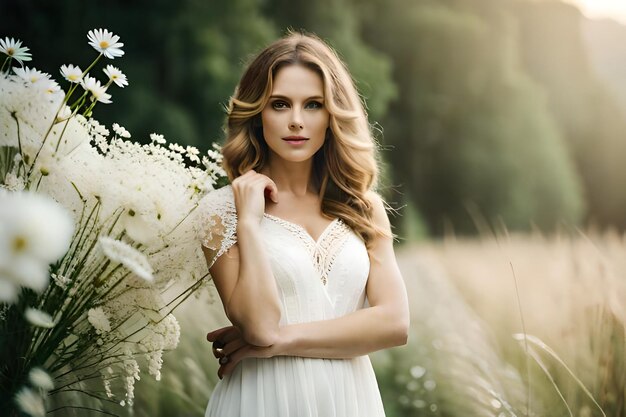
xmin=196 ymin=31 xmax=409 ymax=417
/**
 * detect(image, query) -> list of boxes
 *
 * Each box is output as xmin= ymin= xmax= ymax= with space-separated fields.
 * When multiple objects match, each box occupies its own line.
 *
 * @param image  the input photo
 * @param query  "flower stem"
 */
xmin=0 ymin=56 xmax=11 ymax=73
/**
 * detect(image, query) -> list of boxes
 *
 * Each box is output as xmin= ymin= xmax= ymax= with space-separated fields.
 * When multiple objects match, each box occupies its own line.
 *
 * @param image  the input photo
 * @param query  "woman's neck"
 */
xmin=262 ymin=157 xmax=316 ymax=197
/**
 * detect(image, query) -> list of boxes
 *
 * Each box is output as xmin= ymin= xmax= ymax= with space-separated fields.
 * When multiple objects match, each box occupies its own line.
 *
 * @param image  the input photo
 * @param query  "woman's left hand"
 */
xmin=207 ymin=326 xmax=279 ymax=379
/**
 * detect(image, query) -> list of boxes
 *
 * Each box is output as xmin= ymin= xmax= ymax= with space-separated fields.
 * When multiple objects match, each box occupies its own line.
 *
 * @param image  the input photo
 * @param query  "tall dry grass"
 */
xmin=414 ymin=230 xmax=626 ymax=416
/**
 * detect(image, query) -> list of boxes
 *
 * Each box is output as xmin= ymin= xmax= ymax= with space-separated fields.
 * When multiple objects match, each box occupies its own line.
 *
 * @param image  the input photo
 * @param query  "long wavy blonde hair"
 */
xmin=222 ymin=31 xmax=384 ymax=246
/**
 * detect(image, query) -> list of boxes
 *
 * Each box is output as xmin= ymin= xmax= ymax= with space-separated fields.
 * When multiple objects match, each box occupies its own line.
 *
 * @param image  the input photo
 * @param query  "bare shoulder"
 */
xmin=365 ymin=190 xmax=391 ymax=233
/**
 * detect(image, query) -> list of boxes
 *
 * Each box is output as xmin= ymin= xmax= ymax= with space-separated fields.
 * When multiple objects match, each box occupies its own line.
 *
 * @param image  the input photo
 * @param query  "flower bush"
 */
xmin=0 ymin=29 xmax=224 ymax=416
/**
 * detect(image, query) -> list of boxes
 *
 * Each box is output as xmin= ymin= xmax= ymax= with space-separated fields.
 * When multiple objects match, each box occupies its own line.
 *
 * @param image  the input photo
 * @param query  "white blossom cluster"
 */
xmin=0 ymin=30 xmax=225 ymax=415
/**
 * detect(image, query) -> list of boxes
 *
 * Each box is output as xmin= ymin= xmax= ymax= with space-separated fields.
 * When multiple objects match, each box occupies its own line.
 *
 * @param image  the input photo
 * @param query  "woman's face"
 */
xmin=261 ymin=64 xmax=330 ymax=165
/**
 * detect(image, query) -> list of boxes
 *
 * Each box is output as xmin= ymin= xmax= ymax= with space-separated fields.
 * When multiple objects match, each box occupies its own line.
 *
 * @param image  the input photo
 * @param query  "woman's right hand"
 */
xmin=231 ymin=170 xmax=278 ymax=225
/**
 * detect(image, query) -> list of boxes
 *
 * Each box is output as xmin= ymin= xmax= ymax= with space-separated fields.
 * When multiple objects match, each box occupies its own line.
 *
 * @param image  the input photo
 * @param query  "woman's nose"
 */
xmin=289 ymin=120 xmax=303 ymax=129
xmin=289 ymin=110 xmax=303 ymax=130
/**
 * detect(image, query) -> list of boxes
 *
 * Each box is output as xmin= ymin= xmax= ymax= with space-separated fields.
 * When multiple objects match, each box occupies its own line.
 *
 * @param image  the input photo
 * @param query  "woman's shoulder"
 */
xmin=365 ymin=190 xmax=391 ymax=231
xmin=195 ymin=184 xmax=238 ymax=254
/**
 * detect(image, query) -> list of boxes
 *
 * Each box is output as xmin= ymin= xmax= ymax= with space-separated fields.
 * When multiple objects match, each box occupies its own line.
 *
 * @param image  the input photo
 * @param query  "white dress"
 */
xmin=196 ymin=185 xmax=386 ymax=417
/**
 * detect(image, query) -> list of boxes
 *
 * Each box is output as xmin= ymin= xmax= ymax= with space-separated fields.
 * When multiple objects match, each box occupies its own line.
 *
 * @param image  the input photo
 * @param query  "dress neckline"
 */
xmin=262 ymin=213 xmax=340 ymax=246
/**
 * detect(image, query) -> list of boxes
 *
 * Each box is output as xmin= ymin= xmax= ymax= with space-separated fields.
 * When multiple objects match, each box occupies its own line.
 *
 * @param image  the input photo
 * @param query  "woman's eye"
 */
xmin=306 ymin=101 xmax=323 ymax=109
xmin=272 ymin=101 xmax=289 ymax=110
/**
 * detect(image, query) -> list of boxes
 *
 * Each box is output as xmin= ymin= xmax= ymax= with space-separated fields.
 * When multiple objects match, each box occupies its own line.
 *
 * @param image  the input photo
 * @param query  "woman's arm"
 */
xmin=210 ymin=192 xmax=410 ymax=376
xmin=205 ymin=171 xmax=282 ymax=347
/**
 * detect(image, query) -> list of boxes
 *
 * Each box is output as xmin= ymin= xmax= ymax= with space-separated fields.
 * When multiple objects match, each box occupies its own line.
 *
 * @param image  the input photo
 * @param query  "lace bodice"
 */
xmin=195 ymin=185 xmax=371 ymax=322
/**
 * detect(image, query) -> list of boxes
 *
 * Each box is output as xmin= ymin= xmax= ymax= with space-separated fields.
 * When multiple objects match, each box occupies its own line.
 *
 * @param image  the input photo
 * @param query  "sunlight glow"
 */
xmin=563 ymin=0 xmax=626 ymax=25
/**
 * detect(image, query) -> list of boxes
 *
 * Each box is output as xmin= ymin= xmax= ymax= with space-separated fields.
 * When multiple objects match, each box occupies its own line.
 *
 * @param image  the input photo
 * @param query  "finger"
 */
xmin=206 ymin=326 xmax=232 ymax=342
xmin=219 ymin=345 xmax=251 ymax=377
xmin=212 ymin=346 xmax=225 ymax=358
xmin=223 ymin=338 xmax=247 ymax=357
xmin=264 ymin=179 xmax=279 ymax=203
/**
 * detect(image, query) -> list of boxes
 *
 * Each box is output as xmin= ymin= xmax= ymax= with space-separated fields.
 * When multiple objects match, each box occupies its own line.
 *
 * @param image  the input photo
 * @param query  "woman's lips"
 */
xmin=282 ymin=136 xmax=309 ymax=145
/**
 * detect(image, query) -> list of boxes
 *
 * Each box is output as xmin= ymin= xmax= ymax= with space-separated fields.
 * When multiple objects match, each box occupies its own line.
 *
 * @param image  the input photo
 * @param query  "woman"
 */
xmin=196 ymin=31 xmax=409 ymax=417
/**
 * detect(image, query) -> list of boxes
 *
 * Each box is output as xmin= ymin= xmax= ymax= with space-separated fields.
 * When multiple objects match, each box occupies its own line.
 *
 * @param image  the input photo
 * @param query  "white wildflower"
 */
xmin=13 ymin=66 xmax=50 ymax=84
xmin=60 ymin=64 xmax=83 ymax=83
xmin=0 ymin=37 xmax=32 ymax=64
xmin=25 ymin=308 xmax=56 ymax=328
xmin=146 ymin=350 xmax=163 ymax=381
xmin=103 ymin=377 xmax=114 ymax=398
xmin=98 ymin=236 xmax=154 ymax=282
xmin=51 ymin=272 xmax=70 ymax=290
xmin=0 ymin=191 xmax=74 ymax=298
xmin=81 ymin=75 xmax=111 ymax=104
xmin=207 ymin=148 xmax=222 ymax=161
xmin=88 ymin=307 xmax=112 ymax=334
xmin=185 ymin=145 xmax=200 ymax=162
xmin=39 ymin=78 xmax=61 ymax=95
xmin=87 ymin=118 xmax=110 ymax=136
xmin=168 ymin=143 xmax=185 ymax=153
xmin=87 ymin=28 xmax=125 ymax=59
xmin=15 ymin=387 xmax=45 ymax=417
xmin=150 ymin=133 xmax=166 ymax=144
xmin=94 ymin=135 xmax=109 ymax=153
xmin=122 ymin=357 xmax=140 ymax=406
xmin=29 ymin=367 xmax=54 ymax=391
xmin=103 ymin=65 xmax=128 ymax=88
xmin=112 ymin=122 xmax=131 ymax=138
xmin=2 ymin=171 xmax=25 ymax=191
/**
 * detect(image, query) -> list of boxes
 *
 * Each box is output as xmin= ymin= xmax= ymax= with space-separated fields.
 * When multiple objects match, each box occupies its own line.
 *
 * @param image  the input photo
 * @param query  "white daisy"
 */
xmin=13 ymin=66 xmax=50 ymax=84
xmin=0 ymin=191 xmax=74 ymax=296
xmin=15 ymin=387 xmax=45 ymax=417
xmin=0 ymin=37 xmax=32 ymax=64
xmin=150 ymin=133 xmax=166 ymax=144
xmin=25 ymin=308 xmax=56 ymax=328
xmin=112 ymin=122 xmax=131 ymax=138
xmin=103 ymin=65 xmax=128 ymax=88
xmin=60 ymin=64 xmax=83 ymax=83
xmin=87 ymin=28 xmax=125 ymax=59
xmin=28 ymin=367 xmax=54 ymax=391
xmin=98 ymin=236 xmax=154 ymax=282
xmin=81 ymin=75 xmax=112 ymax=104
xmin=39 ymin=79 xmax=61 ymax=95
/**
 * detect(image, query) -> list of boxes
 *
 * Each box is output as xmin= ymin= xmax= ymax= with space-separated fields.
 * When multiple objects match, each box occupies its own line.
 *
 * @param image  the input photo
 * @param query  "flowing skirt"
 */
xmin=205 ymin=355 xmax=386 ymax=417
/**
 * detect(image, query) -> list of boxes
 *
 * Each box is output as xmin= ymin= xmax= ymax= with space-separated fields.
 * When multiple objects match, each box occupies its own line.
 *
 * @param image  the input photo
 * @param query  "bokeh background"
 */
xmin=2 ymin=0 xmax=625 ymax=415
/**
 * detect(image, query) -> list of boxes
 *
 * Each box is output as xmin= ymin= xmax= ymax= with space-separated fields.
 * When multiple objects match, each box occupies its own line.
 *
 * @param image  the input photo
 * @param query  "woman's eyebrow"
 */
xmin=269 ymin=95 xmax=324 ymax=101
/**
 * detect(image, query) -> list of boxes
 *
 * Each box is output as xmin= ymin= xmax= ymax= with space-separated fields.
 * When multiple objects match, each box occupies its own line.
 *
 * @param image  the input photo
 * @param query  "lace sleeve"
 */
xmin=194 ymin=185 xmax=237 ymax=269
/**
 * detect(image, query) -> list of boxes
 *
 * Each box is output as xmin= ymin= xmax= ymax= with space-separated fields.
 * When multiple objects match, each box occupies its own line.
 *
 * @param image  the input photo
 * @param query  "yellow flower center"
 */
xmin=69 ymin=74 xmax=79 ymax=81
xmin=99 ymin=41 xmax=110 ymax=49
xmin=7 ymin=47 xmax=14 ymax=56
xmin=12 ymin=235 xmax=26 ymax=252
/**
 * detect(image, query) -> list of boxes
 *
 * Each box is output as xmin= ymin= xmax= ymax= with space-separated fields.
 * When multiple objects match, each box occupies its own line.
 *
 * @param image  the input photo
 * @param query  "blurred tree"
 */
xmin=513 ymin=1 xmax=626 ymax=230
xmin=355 ymin=0 xmax=584 ymax=235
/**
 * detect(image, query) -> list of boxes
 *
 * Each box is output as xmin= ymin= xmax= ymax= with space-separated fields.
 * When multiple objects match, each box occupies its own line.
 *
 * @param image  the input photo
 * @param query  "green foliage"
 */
xmin=1 ymin=0 xmax=276 ymax=149
xmin=357 ymin=0 xmax=585 ymax=235
xmin=4 ymin=0 xmax=626 ymax=237
xmin=514 ymin=1 xmax=626 ymax=230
